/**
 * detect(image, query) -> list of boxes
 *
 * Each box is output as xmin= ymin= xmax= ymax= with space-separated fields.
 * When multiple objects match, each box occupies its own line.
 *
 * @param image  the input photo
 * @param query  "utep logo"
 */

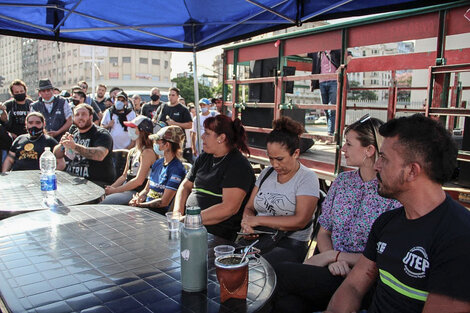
xmin=402 ymin=246 xmax=430 ymax=279
xmin=377 ymin=242 xmax=387 ymax=254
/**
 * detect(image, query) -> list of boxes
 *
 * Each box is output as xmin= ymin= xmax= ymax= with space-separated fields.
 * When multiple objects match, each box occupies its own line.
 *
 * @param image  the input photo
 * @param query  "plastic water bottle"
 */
xmin=180 ymin=206 xmax=208 ymax=292
xmin=39 ymin=147 xmax=57 ymax=207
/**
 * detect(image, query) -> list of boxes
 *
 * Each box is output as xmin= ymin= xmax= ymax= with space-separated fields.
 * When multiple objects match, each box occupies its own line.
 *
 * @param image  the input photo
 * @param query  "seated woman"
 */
xmin=240 ymin=117 xmax=319 ymax=266
xmin=129 ymin=125 xmax=187 ymax=214
xmin=272 ymin=115 xmax=402 ymax=313
xmin=174 ymin=115 xmax=255 ymax=241
xmin=101 ymin=116 xmax=156 ymax=204
xmin=2 ymin=112 xmax=60 ymax=172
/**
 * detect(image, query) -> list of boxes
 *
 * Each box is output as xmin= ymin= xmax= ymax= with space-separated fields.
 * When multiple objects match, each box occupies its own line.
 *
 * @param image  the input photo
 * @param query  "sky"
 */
xmin=170 ymin=46 xmax=223 ymax=78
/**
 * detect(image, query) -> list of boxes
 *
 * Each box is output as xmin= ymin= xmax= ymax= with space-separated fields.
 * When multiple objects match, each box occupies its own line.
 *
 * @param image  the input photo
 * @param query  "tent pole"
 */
xmin=192 ymin=46 xmax=202 ymax=155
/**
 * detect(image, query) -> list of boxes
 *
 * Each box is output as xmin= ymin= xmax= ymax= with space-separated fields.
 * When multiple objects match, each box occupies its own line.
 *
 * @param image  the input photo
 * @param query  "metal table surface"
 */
xmin=0 ymin=205 xmax=276 ymax=313
xmin=0 ymin=170 xmax=104 ymax=216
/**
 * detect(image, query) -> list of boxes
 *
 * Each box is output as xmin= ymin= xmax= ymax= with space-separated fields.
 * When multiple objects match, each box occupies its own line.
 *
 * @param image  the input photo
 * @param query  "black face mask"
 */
xmin=150 ymin=94 xmax=160 ymax=102
xmin=72 ymin=99 xmax=80 ymax=106
xmin=13 ymin=93 xmax=26 ymax=102
xmin=28 ymin=126 xmax=43 ymax=138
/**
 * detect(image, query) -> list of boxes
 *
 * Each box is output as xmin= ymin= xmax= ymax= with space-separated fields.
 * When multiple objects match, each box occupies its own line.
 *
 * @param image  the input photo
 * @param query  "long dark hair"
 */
xmin=137 ymin=130 xmax=153 ymax=151
xmin=266 ymin=116 xmax=304 ymax=155
xmin=203 ymin=115 xmax=250 ymax=155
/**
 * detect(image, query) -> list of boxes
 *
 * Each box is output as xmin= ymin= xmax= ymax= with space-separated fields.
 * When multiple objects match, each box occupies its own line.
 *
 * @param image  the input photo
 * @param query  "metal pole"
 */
xmin=193 ymin=45 xmax=202 ymax=154
xmin=91 ymin=46 xmax=96 ymax=100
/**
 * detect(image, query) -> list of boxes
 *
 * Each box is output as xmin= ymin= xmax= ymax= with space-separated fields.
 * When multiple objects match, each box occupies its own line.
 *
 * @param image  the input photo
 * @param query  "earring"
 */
xmin=217 ymin=140 xmax=221 ymax=144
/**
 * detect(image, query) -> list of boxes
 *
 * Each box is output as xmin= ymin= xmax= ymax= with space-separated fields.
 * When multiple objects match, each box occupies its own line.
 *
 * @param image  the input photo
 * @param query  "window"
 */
xmin=109 ymin=57 xmax=118 ymax=64
xmin=152 ymin=59 xmax=160 ymax=65
xmin=123 ymin=57 xmax=131 ymax=63
xmin=362 ymin=51 xmax=366 ymax=57
xmin=73 ymin=49 xmax=78 ymax=57
xmin=164 ymin=61 xmax=168 ymax=69
xmin=140 ymin=58 xmax=148 ymax=64
xmin=123 ymin=74 xmax=131 ymax=80
xmin=152 ymin=76 xmax=160 ymax=81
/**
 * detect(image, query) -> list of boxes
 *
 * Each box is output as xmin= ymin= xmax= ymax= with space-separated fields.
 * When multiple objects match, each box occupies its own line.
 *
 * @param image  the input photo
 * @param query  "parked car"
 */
xmin=127 ymin=90 xmax=169 ymax=103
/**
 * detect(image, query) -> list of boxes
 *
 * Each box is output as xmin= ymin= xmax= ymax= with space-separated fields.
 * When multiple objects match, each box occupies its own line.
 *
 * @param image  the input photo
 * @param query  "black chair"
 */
xmin=112 ymin=149 xmax=129 ymax=177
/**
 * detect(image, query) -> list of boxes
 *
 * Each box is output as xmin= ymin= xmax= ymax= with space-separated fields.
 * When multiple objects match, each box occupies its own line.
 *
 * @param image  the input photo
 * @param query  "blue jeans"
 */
xmin=319 ymin=80 xmax=337 ymax=135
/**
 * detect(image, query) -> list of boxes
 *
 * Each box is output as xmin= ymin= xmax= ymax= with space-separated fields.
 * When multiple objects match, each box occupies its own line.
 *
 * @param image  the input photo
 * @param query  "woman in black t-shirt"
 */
xmin=174 ymin=115 xmax=255 ymax=241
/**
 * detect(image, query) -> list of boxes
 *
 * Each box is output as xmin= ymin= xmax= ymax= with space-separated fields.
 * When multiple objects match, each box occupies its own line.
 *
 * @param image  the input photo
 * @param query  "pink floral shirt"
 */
xmin=318 ymin=170 xmax=402 ymax=253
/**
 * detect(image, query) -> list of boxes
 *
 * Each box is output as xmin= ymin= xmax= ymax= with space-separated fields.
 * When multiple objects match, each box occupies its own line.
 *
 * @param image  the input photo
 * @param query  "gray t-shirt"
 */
xmin=254 ymin=164 xmax=320 ymax=241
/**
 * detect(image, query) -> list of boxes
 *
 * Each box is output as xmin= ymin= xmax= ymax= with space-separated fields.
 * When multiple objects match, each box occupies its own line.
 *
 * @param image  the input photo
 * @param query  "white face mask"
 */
xmin=115 ymin=100 xmax=125 ymax=110
xmin=153 ymin=143 xmax=164 ymax=156
xmin=128 ymin=127 xmax=139 ymax=140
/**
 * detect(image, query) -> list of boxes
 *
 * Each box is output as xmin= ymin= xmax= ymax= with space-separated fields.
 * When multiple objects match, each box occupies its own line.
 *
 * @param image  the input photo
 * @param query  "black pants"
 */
xmin=272 ymin=262 xmax=375 ymax=313
xmin=262 ymin=237 xmax=308 ymax=268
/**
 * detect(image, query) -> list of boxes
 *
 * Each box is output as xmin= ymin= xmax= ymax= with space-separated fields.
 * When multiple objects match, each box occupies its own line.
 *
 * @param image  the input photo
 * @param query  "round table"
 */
xmin=0 ymin=170 xmax=104 ymax=217
xmin=0 ymin=205 xmax=276 ymax=313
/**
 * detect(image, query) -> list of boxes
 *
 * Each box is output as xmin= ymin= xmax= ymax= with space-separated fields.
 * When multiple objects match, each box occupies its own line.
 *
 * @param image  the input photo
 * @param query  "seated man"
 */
xmin=54 ymin=104 xmax=115 ymax=187
xmin=2 ymin=112 xmax=59 ymax=172
xmin=326 ymin=114 xmax=470 ymax=313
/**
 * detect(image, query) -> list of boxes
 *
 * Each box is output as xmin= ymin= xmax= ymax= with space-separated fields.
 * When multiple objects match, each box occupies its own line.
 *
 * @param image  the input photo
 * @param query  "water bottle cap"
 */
xmin=44 ymin=147 xmax=51 ymax=151
xmin=186 ymin=206 xmax=201 ymax=215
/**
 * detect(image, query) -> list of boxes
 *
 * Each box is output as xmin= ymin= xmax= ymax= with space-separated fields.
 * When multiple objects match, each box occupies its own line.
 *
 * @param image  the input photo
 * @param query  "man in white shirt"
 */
xmin=191 ymin=98 xmax=217 ymax=157
xmin=101 ymin=91 xmax=136 ymax=150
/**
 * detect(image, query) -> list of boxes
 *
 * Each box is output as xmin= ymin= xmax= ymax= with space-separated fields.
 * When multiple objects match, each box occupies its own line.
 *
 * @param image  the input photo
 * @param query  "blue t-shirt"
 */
xmin=147 ymin=157 xmax=186 ymax=211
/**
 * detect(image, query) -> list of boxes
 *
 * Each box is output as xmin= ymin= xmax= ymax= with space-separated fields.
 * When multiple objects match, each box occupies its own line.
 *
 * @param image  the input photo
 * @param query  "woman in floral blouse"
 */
xmin=272 ymin=114 xmax=402 ymax=313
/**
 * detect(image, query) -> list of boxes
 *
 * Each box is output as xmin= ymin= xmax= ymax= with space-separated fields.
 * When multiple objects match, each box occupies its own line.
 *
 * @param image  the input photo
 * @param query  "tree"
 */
xmin=348 ymin=81 xmax=378 ymax=101
xmin=171 ymin=76 xmax=213 ymax=104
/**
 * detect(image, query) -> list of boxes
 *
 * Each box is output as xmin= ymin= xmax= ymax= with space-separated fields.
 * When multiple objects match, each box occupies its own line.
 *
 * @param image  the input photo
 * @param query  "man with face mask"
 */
xmin=53 ymin=104 xmax=115 ymax=187
xmin=2 ymin=112 xmax=58 ymax=172
xmin=191 ymin=98 xmax=216 ymax=158
xmin=31 ymin=79 xmax=72 ymax=142
xmin=71 ymin=89 xmax=101 ymax=124
xmin=2 ymin=79 xmax=33 ymax=139
xmin=100 ymin=91 xmax=136 ymax=150
xmin=141 ymin=87 xmax=161 ymax=119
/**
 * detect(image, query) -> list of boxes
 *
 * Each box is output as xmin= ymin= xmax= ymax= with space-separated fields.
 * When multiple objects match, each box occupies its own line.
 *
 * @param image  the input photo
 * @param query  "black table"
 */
xmin=0 ymin=205 xmax=276 ymax=313
xmin=0 ymin=170 xmax=104 ymax=216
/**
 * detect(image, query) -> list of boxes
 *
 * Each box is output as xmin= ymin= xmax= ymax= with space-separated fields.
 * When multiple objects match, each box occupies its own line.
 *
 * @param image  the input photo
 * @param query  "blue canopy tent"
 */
xmin=0 ymin=0 xmax=455 ymax=151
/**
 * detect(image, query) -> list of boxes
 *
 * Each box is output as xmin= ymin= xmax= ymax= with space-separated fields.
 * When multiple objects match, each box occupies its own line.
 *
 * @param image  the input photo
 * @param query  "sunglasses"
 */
xmin=358 ymin=113 xmax=379 ymax=153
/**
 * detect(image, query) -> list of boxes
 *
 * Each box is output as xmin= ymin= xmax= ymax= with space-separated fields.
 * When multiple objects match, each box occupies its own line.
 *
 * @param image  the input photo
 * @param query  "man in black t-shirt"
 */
xmin=54 ymin=103 xmax=115 ymax=187
xmin=1 ymin=79 xmax=33 ymax=138
xmin=2 ymin=112 xmax=57 ymax=172
xmin=326 ymin=114 xmax=470 ymax=313
xmin=141 ymin=87 xmax=162 ymax=119
xmin=154 ymin=87 xmax=192 ymax=130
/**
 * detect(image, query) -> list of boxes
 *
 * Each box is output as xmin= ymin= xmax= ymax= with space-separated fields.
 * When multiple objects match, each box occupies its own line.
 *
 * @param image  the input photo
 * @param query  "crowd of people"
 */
xmin=1 ymin=76 xmax=469 ymax=312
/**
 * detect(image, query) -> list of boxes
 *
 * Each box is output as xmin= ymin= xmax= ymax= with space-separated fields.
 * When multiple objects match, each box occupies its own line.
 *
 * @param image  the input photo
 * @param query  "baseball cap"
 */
xmin=116 ymin=91 xmax=128 ymax=101
xmin=124 ymin=115 xmax=153 ymax=133
xmin=199 ymin=98 xmax=211 ymax=105
xmin=149 ymin=125 xmax=184 ymax=144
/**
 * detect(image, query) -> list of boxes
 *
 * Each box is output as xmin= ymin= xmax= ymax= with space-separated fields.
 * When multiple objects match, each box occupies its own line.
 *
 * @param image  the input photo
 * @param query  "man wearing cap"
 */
xmin=191 ymin=98 xmax=216 ymax=157
xmin=1 ymin=79 xmax=33 ymax=139
xmin=141 ymin=87 xmax=162 ymax=119
xmin=101 ymin=91 xmax=136 ymax=150
xmin=54 ymin=103 xmax=115 ymax=187
xmin=130 ymin=125 xmax=186 ymax=214
xmin=31 ymin=78 xmax=72 ymax=141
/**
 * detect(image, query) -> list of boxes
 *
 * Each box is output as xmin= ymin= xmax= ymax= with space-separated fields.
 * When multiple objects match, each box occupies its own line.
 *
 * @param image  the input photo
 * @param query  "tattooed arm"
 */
xmin=61 ymin=133 xmax=109 ymax=161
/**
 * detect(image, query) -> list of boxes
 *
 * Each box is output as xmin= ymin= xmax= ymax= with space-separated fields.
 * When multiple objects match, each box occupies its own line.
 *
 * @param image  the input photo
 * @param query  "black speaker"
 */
xmin=458 ymin=117 xmax=470 ymax=186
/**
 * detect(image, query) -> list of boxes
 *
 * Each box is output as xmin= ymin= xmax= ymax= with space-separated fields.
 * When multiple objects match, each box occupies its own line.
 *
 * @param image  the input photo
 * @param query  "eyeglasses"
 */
xmin=358 ymin=113 xmax=379 ymax=153
xmin=80 ymin=85 xmax=87 ymax=89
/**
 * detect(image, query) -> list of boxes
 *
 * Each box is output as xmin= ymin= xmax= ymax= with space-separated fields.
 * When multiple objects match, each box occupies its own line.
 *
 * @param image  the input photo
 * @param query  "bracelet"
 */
xmin=335 ymin=251 xmax=341 ymax=263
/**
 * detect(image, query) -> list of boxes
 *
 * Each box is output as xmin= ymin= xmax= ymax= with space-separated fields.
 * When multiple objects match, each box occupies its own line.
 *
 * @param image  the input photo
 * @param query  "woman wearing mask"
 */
xmin=174 ymin=115 xmax=255 ymax=241
xmin=101 ymin=116 xmax=156 ymax=204
xmin=129 ymin=125 xmax=186 ymax=214
xmin=2 ymin=112 xmax=60 ymax=172
xmin=272 ymin=114 xmax=402 ymax=313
